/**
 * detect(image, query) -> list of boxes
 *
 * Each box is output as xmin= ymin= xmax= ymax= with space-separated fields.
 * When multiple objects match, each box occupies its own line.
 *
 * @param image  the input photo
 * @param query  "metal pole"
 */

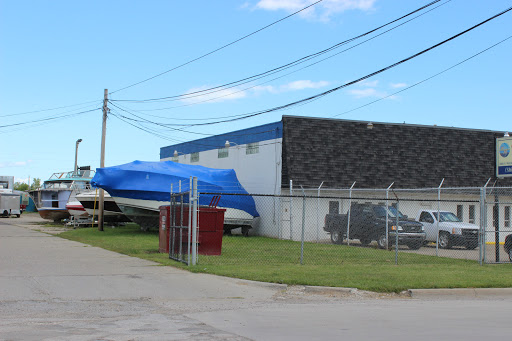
xmin=436 ymin=178 xmax=445 ymax=257
xmin=178 ymin=180 xmax=182 ymax=261
xmin=479 ymin=187 xmax=485 ymax=265
xmin=188 ymin=177 xmax=192 ymax=266
xmin=91 ymin=188 xmax=98 ymax=228
xmin=346 ymin=182 xmax=356 ymax=246
xmin=386 ymin=182 xmax=394 ymax=250
xmin=300 ymin=186 xmax=306 ymax=265
xmin=98 ymin=89 xmax=108 ymax=232
xmin=74 ymin=139 xmax=82 ymax=175
xmin=482 ymin=178 xmax=491 ymax=264
xmin=171 ymin=184 xmax=175 ymax=259
xmin=316 ymin=181 xmax=324 ymax=242
xmin=494 ymin=191 xmax=500 ymax=262
xmin=191 ymin=176 xmax=198 ymax=266
xmin=289 ymin=180 xmax=293 ymax=240
xmin=395 ymin=200 xmax=399 ymax=265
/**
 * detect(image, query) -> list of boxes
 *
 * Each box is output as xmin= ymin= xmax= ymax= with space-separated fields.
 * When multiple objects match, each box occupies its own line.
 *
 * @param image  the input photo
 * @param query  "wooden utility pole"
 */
xmin=98 ymin=89 xmax=108 ymax=231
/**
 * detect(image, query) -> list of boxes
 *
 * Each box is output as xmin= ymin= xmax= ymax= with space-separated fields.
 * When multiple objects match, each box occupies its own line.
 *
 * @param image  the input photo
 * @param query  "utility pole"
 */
xmin=98 ymin=89 xmax=108 ymax=231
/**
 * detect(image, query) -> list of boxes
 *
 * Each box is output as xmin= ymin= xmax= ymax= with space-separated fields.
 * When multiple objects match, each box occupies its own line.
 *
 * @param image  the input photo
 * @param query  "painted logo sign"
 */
xmin=500 ymin=143 xmax=510 ymax=158
xmin=497 ymin=137 xmax=512 ymax=178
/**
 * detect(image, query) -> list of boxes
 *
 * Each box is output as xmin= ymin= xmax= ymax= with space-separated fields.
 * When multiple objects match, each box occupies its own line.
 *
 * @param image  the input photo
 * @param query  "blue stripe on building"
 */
xmin=160 ymin=121 xmax=282 ymax=159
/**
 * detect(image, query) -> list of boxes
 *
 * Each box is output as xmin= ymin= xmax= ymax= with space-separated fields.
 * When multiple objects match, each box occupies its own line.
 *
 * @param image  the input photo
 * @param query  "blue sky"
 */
xmin=1 ymin=0 xmax=511 ymax=184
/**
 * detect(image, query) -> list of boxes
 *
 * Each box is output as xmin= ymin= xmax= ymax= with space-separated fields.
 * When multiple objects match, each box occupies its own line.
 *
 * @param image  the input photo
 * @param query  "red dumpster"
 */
xmin=158 ymin=205 xmax=226 ymax=255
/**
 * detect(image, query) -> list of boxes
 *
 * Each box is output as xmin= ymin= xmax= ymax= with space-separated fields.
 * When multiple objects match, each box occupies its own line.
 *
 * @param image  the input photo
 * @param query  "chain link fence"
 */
xmin=190 ymin=186 xmax=512 ymax=266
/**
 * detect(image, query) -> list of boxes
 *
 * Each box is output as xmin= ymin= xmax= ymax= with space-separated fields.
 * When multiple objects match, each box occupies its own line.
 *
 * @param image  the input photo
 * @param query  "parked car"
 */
xmin=504 ymin=235 xmax=512 ymax=262
xmin=324 ymin=203 xmax=425 ymax=249
xmin=416 ymin=210 xmax=479 ymax=249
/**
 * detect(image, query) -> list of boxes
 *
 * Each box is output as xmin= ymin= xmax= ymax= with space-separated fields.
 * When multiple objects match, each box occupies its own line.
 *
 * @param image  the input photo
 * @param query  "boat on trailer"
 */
xmin=29 ymin=168 xmax=94 ymax=222
xmin=75 ymin=189 xmax=131 ymax=223
xmin=91 ymin=160 xmax=259 ymax=232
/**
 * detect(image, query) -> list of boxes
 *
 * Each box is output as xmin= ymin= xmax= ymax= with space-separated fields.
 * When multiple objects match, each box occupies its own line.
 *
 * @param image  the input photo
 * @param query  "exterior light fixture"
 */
xmin=173 ymin=150 xmax=186 ymax=159
xmin=225 ymin=140 xmax=239 ymax=148
xmin=367 ymin=122 xmax=374 ymax=130
xmin=74 ymin=139 xmax=83 ymax=174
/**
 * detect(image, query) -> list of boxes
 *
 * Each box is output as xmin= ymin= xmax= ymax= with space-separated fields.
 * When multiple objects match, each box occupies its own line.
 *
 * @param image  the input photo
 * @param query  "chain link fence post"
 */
xmin=435 ymin=179 xmax=445 ymax=257
xmin=386 ymin=182 xmax=394 ymax=250
xmin=300 ymin=186 xmax=306 ymax=265
xmin=346 ymin=182 xmax=356 ymax=246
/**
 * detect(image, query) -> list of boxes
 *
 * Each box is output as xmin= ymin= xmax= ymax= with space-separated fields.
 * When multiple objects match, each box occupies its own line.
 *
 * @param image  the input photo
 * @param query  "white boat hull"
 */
xmin=75 ymin=191 xmax=131 ymax=223
xmin=112 ymin=196 xmax=256 ymax=231
xmin=65 ymin=200 xmax=89 ymax=218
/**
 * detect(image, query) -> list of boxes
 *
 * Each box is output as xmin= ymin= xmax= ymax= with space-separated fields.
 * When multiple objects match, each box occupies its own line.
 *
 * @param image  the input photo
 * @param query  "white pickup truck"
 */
xmin=416 ymin=210 xmax=479 ymax=250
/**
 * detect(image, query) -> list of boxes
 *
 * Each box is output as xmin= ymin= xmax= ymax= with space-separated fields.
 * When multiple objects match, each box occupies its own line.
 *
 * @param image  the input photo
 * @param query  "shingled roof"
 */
xmin=281 ymin=116 xmax=511 ymax=189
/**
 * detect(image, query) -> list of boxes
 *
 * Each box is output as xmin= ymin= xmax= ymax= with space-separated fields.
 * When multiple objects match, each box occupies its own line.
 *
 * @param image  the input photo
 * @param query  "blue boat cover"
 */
xmin=91 ymin=160 xmax=259 ymax=217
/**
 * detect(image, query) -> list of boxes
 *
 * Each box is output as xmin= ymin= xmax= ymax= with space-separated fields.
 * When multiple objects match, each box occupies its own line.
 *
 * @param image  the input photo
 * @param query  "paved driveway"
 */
xmin=1 ymin=216 xmax=512 ymax=340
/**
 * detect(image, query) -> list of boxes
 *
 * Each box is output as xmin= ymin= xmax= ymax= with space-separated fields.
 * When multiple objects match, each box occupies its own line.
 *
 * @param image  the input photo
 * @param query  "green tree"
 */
xmin=30 ymin=178 xmax=41 ymax=190
xmin=14 ymin=182 xmax=29 ymax=191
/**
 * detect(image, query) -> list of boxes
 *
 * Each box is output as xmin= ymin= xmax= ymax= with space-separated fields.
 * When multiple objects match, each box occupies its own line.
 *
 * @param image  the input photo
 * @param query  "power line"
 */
xmin=110 ymin=103 xmax=283 ymax=148
xmin=112 ymin=0 xmax=446 ymax=103
xmin=109 ymin=0 xmax=325 ymax=95
xmin=0 ymin=100 xmax=102 ymax=118
xmin=330 ymin=35 xmax=512 ymax=118
xmin=0 ymin=107 xmax=101 ymax=130
xmin=106 ymin=6 xmax=512 ymax=145
xmin=109 ymin=100 xmax=259 ymax=122
xmin=130 ymin=5 xmax=512 ymax=129
xmin=108 ymin=101 xmax=212 ymax=136
xmin=114 ymin=0 xmax=451 ymax=117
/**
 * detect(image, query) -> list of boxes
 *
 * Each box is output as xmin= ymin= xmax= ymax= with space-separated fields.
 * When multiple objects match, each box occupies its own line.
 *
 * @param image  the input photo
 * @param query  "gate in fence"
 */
xmin=167 ymin=177 xmax=199 ymax=266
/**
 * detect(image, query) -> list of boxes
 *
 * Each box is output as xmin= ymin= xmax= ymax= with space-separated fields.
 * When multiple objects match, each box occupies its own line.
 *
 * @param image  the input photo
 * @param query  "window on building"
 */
xmin=469 ymin=205 xmax=475 ymax=224
xmin=456 ymin=205 xmax=463 ymax=221
xmin=218 ymin=148 xmax=228 ymax=158
xmin=505 ymin=206 xmax=511 ymax=228
xmin=329 ymin=201 xmax=339 ymax=214
xmin=191 ymin=152 xmax=199 ymax=163
xmin=246 ymin=142 xmax=259 ymax=155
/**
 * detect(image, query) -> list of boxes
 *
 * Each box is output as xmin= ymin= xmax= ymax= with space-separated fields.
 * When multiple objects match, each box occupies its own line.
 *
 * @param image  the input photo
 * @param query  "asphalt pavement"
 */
xmin=1 ymin=214 xmax=512 ymax=340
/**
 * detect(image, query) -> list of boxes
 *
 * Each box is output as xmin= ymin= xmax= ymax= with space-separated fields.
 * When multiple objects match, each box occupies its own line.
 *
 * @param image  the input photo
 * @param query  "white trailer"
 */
xmin=0 ymin=192 xmax=21 ymax=217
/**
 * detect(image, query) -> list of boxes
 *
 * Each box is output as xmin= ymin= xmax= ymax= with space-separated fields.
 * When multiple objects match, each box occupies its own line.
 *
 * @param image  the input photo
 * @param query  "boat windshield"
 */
xmin=43 ymin=181 xmax=72 ymax=189
xmin=434 ymin=212 xmax=461 ymax=222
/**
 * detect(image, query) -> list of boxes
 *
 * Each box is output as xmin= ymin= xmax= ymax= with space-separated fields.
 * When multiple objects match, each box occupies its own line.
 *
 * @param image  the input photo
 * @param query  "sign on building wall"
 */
xmin=497 ymin=136 xmax=512 ymax=178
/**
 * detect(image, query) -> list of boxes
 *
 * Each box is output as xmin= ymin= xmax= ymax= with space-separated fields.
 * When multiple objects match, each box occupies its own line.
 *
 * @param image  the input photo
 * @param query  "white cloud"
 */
xmin=182 ymin=80 xmax=330 ymax=103
xmin=348 ymin=88 xmax=386 ymax=99
xmin=253 ymin=85 xmax=279 ymax=94
xmin=0 ymin=161 xmax=30 ymax=167
xmin=180 ymin=86 xmax=247 ymax=104
xmin=390 ymin=82 xmax=407 ymax=89
xmin=254 ymin=0 xmax=376 ymax=20
xmin=254 ymin=80 xmax=330 ymax=94
xmin=357 ymin=80 xmax=379 ymax=87
xmin=256 ymin=0 xmax=307 ymax=12
xmin=282 ymin=80 xmax=330 ymax=91
xmin=240 ymin=2 xmax=251 ymax=9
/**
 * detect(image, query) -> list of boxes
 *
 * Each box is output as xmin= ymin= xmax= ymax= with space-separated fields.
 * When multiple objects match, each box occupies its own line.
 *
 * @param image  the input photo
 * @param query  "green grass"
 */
xmin=58 ymin=224 xmax=512 ymax=292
